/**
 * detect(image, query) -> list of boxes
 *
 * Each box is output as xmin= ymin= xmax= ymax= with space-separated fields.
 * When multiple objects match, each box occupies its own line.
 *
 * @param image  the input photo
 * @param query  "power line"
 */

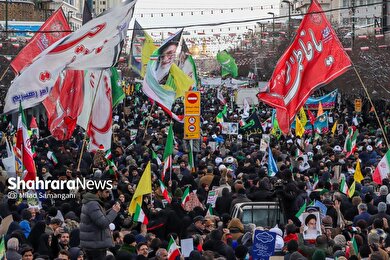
xmin=0 ymin=1 xmax=387 ymax=33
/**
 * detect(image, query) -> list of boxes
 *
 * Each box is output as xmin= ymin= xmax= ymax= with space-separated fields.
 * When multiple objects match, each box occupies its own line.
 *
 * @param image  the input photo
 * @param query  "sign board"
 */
xmin=206 ymin=190 xmax=219 ymax=207
xmin=221 ymin=122 xmax=239 ymax=135
xmin=355 ymin=99 xmax=362 ymax=112
xmin=184 ymin=115 xmax=200 ymax=139
xmin=337 ymin=124 xmax=344 ymax=136
xmin=184 ymin=91 xmax=201 ymax=115
xmin=252 ymin=230 xmax=276 ymax=260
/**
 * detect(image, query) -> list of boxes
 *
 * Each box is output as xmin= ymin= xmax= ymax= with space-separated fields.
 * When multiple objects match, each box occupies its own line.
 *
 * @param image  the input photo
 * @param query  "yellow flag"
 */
xmin=295 ymin=116 xmax=305 ymax=138
xmin=317 ymin=101 xmax=324 ymax=117
xmin=168 ymin=64 xmax=194 ymax=98
xmin=141 ymin=33 xmax=158 ymax=77
xmin=331 ymin=120 xmax=338 ymax=136
xmin=128 ymin=161 xmax=152 ymax=214
xmin=349 ymin=180 xmax=356 ymax=198
xmin=354 ymin=160 xmax=364 ymax=183
xmin=299 ymin=107 xmax=308 ymax=126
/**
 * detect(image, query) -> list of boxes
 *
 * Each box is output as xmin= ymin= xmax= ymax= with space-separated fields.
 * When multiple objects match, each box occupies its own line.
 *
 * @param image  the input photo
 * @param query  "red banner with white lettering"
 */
xmin=257 ymin=0 xmax=351 ymax=134
xmin=10 ymin=8 xmax=71 ymax=74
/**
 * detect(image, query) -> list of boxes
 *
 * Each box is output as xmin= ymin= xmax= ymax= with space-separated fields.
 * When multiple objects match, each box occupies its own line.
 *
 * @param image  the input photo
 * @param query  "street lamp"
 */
xmin=67 ymin=11 xmax=74 ymax=30
xmin=267 ymin=12 xmax=275 ymax=49
xmin=282 ymin=0 xmax=292 ymax=39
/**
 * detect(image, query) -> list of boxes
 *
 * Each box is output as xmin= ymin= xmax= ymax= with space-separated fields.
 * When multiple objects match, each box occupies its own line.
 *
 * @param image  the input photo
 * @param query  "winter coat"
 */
xmin=227 ymin=218 xmax=244 ymax=241
xmin=79 ymin=192 xmax=118 ymax=249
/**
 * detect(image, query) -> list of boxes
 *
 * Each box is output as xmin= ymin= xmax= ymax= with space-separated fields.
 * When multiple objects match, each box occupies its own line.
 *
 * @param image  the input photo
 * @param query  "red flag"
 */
xmin=30 ymin=116 xmax=38 ymax=128
xmin=43 ymin=70 xmax=84 ymax=140
xmin=257 ymin=0 xmax=351 ymax=134
xmin=307 ymin=108 xmax=316 ymax=125
xmin=10 ymin=8 xmax=71 ymax=74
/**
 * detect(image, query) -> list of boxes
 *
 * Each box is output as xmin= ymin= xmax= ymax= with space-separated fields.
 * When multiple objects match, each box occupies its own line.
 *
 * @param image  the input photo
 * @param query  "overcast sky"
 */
xmin=131 ymin=0 xmax=281 ymax=33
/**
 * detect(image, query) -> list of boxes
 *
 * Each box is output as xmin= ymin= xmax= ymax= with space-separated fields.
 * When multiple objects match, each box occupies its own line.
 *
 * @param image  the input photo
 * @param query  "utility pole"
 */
xmin=351 ymin=0 xmax=356 ymax=50
xmin=282 ymin=1 xmax=292 ymax=39
xmin=5 ymin=0 xmax=8 ymax=36
xmin=268 ymin=12 xmax=275 ymax=50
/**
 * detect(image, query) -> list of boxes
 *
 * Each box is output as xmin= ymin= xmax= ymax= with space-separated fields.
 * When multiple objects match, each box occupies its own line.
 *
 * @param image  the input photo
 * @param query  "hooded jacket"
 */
xmin=228 ymin=218 xmax=244 ymax=241
xmin=79 ymin=192 xmax=118 ymax=249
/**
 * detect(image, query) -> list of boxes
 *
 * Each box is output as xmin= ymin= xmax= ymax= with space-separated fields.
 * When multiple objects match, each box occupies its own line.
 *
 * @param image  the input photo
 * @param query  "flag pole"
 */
xmin=353 ymin=66 xmax=389 ymax=148
xmin=143 ymin=103 xmax=155 ymax=139
xmin=0 ymin=65 xmax=10 ymax=82
xmin=77 ymin=70 xmax=105 ymax=172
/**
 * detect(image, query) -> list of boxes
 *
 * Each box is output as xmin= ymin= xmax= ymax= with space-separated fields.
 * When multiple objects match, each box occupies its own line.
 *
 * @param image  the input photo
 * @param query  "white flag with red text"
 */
xmin=77 ymin=70 xmax=113 ymax=152
xmin=4 ymin=0 xmax=135 ymax=113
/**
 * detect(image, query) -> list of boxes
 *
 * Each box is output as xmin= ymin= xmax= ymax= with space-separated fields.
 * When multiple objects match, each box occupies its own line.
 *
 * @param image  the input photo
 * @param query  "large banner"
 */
xmin=257 ymin=0 xmax=351 ymax=134
xmin=239 ymin=113 xmax=263 ymax=136
xmin=129 ymin=20 xmax=157 ymax=78
xmin=305 ymin=89 xmax=338 ymax=110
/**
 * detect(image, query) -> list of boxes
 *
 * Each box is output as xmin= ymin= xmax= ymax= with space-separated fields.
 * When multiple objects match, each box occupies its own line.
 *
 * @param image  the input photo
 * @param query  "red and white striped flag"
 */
xmin=133 ymin=203 xmax=148 ymax=225
xmin=159 ymin=180 xmax=171 ymax=203
xmin=16 ymin=103 xmax=36 ymax=181
xmin=167 ymin=236 xmax=181 ymax=260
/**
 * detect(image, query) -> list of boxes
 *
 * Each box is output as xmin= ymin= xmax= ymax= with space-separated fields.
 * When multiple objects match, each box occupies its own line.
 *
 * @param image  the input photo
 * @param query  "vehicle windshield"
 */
xmin=241 ymin=207 xmax=285 ymax=228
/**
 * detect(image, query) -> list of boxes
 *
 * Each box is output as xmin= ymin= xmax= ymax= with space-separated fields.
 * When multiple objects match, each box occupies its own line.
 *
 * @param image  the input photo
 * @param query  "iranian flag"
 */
xmin=295 ymin=201 xmax=306 ymax=219
xmin=105 ymin=149 xmax=112 ymax=160
xmin=188 ymin=140 xmax=195 ymax=173
xmin=133 ymin=203 xmax=148 ymax=225
xmin=344 ymin=127 xmax=359 ymax=157
xmin=151 ymin=149 xmax=162 ymax=166
xmin=159 ymin=180 xmax=171 ymax=203
xmin=340 ymin=177 xmax=349 ymax=196
xmin=181 ymin=187 xmax=190 ymax=208
xmin=206 ymin=206 xmax=213 ymax=216
xmin=162 ymin=124 xmax=174 ymax=181
xmin=16 ymin=103 xmax=36 ymax=181
xmin=373 ymin=150 xmax=390 ymax=185
xmin=312 ymin=175 xmax=319 ymax=190
xmin=167 ymin=236 xmax=181 ymax=260
xmin=47 ymin=151 xmax=58 ymax=166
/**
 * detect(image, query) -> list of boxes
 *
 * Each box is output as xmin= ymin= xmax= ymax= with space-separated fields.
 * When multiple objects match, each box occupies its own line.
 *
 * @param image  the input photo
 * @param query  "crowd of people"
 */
xmin=0 ymin=82 xmax=389 ymax=260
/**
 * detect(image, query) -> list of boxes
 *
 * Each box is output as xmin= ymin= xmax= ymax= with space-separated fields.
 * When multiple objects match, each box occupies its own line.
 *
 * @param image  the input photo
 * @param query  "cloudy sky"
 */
xmin=131 ymin=0 xmax=281 ymax=33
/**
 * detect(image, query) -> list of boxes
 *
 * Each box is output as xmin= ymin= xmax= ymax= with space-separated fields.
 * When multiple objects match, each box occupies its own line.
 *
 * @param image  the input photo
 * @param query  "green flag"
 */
xmin=216 ymin=50 xmax=238 ymax=78
xmin=163 ymin=124 xmax=174 ymax=161
xmin=110 ymin=67 xmax=125 ymax=108
xmin=216 ymin=104 xmax=228 ymax=123
xmin=151 ymin=149 xmax=162 ymax=166
xmin=295 ymin=201 xmax=306 ymax=218
xmin=188 ymin=140 xmax=195 ymax=172
xmin=0 ymin=236 xmax=5 ymax=259
xmin=351 ymin=236 xmax=358 ymax=254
